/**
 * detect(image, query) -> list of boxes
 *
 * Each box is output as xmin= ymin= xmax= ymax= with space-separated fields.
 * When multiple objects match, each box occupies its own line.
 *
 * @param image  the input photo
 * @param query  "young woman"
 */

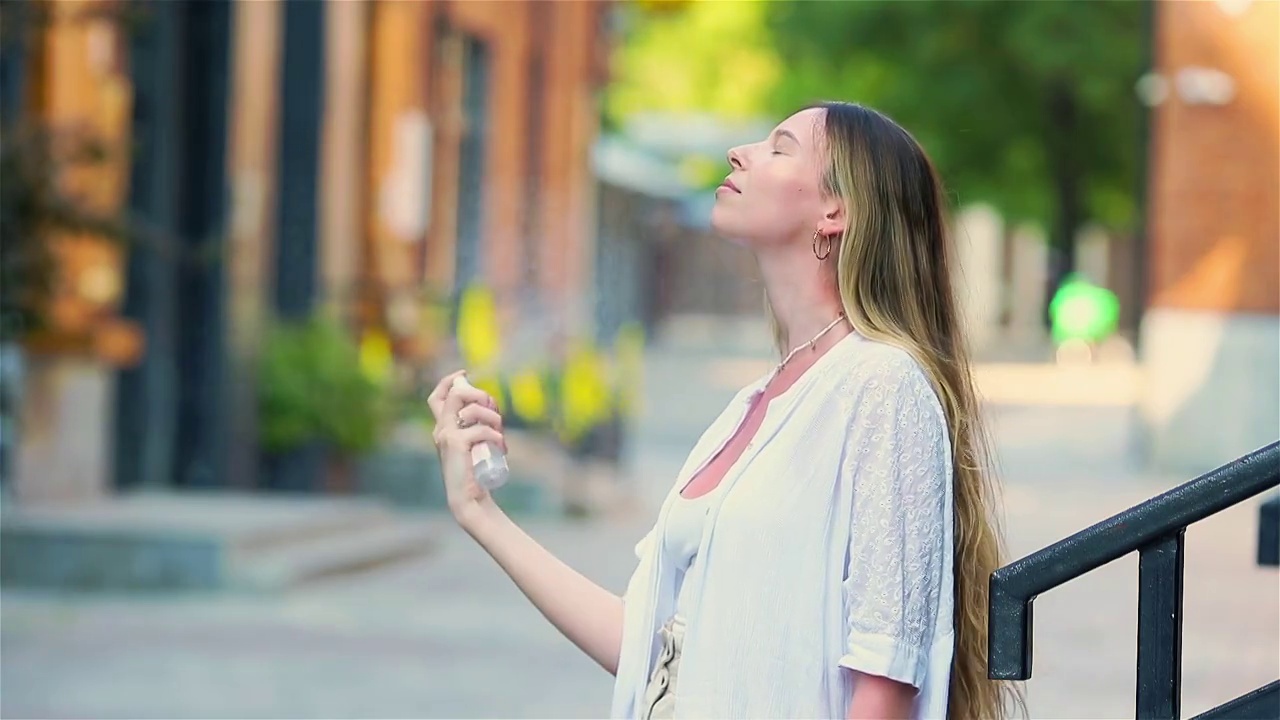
xmin=427 ymin=102 xmax=1015 ymax=719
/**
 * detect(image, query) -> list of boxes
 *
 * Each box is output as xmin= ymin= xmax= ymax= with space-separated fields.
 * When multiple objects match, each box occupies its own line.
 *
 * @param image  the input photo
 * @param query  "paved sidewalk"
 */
xmin=2 ymin=344 xmax=1276 ymax=719
xmin=1 ymin=516 xmax=640 ymax=719
xmin=3 ymin=474 xmax=1274 ymax=719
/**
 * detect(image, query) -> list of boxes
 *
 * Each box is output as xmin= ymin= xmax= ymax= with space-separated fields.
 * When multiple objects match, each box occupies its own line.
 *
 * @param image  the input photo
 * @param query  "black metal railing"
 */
xmin=1259 ymin=493 xmax=1279 ymax=567
xmin=989 ymin=441 xmax=1280 ymax=720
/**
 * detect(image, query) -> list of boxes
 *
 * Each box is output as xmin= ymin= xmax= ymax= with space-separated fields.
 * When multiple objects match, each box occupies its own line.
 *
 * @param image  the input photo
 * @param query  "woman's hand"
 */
xmin=426 ymin=370 xmax=508 ymax=526
xmin=422 ymin=372 xmax=625 ymax=677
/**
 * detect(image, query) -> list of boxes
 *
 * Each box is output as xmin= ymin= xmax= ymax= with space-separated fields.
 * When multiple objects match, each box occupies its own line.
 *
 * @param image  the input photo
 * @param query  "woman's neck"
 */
xmin=757 ymin=246 xmax=848 ymax=354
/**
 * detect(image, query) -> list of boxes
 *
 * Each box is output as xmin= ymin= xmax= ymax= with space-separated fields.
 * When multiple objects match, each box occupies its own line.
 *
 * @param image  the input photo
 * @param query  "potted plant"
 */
xmin=350 ymin=376 xmax=451 ymax=510
xmin=257 ymin=317 xmax=388 ymax=492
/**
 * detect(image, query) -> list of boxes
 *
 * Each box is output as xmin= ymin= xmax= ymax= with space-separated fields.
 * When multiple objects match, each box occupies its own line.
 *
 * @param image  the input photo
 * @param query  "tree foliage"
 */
xmin=604 ymin=0 xmax=780 ymax=126
xmin=0 ymin=122 xmax=131 ymax=342
xmin=767 ymin=0 xmax=1147 ymax=234
xmin=258 ymin=317 xmax=388 ymax=456
xmin=0 ymin=1 xmax=150 ymax=343
xmin=607 ymin=0 xmax=1147 ymax=241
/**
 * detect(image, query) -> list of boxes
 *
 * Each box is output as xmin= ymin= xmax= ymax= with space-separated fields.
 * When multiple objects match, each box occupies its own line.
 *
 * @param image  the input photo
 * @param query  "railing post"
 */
xmin=1259 ymin=494 xmax=1279 ymax=566
xmin=987 ymin=572 xmax=1033 ymax=680
xmin=987 ymin=443 xmax=1277 ymax=717
xmin=1136 ymin=531 xmax=1185 ymax=720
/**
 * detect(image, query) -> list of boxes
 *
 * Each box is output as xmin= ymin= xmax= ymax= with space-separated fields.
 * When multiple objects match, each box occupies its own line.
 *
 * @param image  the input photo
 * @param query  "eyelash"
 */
xmin=771 ymin=150 xmax=783 ymax=156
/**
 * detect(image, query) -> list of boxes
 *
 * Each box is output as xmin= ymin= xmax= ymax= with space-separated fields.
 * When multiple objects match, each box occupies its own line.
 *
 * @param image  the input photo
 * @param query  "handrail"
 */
xmin=990 ymin=442 xmax=1280 ymax=611
xmin=989 ymin=441 xmax=1280 ymax=719
xmin=1192 ymin=680 xmax=1280 ymax=720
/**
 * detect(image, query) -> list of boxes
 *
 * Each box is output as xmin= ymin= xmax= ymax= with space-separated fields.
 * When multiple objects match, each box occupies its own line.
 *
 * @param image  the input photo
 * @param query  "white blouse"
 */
xmin=611 ymin=332 xmax=955 ymax=719
xmin=664 ymin=486 xmax=722 ymax=620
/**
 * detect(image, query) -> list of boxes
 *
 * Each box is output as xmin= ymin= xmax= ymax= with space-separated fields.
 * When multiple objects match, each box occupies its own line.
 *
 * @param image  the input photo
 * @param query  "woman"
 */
xmin=427 ymin=102 xmax=1016 ymax=719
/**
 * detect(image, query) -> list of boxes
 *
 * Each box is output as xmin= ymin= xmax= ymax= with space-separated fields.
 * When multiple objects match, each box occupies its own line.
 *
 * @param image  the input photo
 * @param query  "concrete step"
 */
xmin=0 ymin=491 xmax=435 ymax=593
xmin=231 ymin=521 xmax=435 ymax=592
xmin=356 ymin=436 xmax=573 ymax=518
xmin=228 ymin=502 xmax=393 ymax=553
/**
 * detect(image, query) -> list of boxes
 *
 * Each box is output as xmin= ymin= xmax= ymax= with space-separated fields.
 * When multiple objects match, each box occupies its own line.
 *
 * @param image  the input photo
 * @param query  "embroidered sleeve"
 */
xmin=836 ymin=358 xmax=950 ymax=688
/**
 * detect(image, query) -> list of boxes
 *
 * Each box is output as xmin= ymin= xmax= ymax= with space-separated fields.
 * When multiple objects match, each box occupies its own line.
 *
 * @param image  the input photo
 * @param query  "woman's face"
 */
xmin=709 ymin=107 xmax=838 ymax=249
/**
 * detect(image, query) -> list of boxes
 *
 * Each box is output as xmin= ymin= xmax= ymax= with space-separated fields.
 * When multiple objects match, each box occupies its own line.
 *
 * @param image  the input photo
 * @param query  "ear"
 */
xmin=817 ymin=198 xmax=846 ymax=238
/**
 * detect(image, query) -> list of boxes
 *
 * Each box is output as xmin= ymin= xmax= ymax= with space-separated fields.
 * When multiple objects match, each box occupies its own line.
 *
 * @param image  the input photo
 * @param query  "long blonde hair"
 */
xmin=770 ymin=102 xmax=1021 ymax=719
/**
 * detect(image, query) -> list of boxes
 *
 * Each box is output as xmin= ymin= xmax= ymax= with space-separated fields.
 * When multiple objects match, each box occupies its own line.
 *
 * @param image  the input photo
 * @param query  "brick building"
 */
xmin=6 ymin=0 xmax=613 ymax=500
xmin=1139 ymin=0 xmax=1279 ymax=473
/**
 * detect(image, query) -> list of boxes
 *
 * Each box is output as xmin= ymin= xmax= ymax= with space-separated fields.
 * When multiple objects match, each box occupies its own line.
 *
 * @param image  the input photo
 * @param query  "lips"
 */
xmin=719 ymin=178 xmax=741 ymax=193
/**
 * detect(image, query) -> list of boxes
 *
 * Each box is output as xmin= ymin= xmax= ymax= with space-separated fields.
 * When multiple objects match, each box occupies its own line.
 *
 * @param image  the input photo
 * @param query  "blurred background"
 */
xmin=0 ymin=0 xmax=1276 ymax=717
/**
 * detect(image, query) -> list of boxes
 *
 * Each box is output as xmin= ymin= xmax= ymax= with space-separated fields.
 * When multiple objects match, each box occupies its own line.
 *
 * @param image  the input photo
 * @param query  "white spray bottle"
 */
xmin=451 ymin=375 xmax=510 ymax=492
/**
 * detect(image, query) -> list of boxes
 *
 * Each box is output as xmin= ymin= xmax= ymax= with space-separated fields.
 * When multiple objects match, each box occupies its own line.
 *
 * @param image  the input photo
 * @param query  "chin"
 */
xmin=709 ymin=206 xmax=755 ymax=247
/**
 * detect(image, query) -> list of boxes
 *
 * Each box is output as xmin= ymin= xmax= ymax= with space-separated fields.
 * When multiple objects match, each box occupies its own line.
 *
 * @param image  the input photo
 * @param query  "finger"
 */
xmin=458 ymin=404 xmax=504 ymax=433
xmin=445 ymin=424 xmax=505 ymax=453
xmin=427 ymin=369 xmax=468 ymax=418
xmin=442 ymin=382 xmax=494 ymax=419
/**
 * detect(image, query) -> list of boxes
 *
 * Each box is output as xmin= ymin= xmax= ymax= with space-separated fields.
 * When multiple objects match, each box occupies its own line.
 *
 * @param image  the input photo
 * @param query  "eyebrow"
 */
xmin=773 ymin=128 xmax=801 ymax=146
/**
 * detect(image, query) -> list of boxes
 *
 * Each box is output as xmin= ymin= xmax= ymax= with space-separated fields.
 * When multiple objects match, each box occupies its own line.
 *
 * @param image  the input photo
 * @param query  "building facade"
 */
xmin=1139 ymin=0 xmax=1279 ymax=474
xmin=6 ymin=0 xmax=613 ymax=500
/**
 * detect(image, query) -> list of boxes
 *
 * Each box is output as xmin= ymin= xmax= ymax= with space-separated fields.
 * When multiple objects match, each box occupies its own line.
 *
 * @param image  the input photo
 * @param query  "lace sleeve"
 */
xmin=836 ymin=360 xmax=950 ymax=688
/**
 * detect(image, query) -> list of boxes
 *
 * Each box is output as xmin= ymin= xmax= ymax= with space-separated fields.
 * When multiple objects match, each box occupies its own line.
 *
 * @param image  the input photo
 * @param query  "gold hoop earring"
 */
xmin=812 ymin=230 xmax=832 ymax=261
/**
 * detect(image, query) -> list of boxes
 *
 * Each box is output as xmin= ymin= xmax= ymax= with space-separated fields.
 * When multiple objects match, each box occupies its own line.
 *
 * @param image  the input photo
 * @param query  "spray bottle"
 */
xmin=451 ymin=375 xmax=510 ymax=491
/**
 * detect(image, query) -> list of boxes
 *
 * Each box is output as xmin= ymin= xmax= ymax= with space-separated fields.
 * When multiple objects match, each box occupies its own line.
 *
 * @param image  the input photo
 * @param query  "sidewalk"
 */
xmin=1 ymin=515 xmax=640 ymax=719
xmin=4 ymin=443 xmax=1274 ymax=719
xmin=2 ymin=342 xmax=1275 ymax=719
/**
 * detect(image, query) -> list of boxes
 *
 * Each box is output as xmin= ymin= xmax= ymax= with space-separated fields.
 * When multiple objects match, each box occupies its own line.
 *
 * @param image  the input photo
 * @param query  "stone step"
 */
xmin=227 ymin=502 xmax=393 ymax=553
xmin=230 ymin=521 xmax=435 ymax=592
xmin=357 ymin=434 xmax=619 ymax=518
xmin=0 ymin=491 xmax=433 ymax=592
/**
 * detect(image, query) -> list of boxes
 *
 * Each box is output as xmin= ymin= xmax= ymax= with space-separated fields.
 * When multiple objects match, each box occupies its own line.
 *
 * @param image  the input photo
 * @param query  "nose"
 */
xmin=727 ymin=144 xmax=745 ymax=170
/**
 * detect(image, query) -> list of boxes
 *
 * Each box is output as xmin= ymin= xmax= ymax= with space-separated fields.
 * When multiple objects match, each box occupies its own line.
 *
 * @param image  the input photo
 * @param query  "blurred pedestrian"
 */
xmin=427 ymin=102 xmax=1019 ymax=720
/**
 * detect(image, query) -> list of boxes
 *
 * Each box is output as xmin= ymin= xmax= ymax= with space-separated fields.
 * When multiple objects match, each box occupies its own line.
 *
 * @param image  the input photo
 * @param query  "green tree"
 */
xmin=604 ymin=0 xmax=780 ymax=126
xmin=767 ymin=0 xmax=1148 ymax=314
xmin=605 ymin=0 xmax=1146 ymax=317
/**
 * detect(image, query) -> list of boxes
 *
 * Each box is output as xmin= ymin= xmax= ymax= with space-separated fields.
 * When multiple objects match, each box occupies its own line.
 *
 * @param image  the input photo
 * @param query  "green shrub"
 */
xmin=258 ymin=317 xmax=388 ymax=456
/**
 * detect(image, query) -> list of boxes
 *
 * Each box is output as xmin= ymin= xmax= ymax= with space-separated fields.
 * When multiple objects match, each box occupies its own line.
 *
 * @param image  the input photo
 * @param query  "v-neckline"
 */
xmin=676 ymin=331 xmax=859 ymax=500
xmin=678 ymin=390 xmax=768 ymax=499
